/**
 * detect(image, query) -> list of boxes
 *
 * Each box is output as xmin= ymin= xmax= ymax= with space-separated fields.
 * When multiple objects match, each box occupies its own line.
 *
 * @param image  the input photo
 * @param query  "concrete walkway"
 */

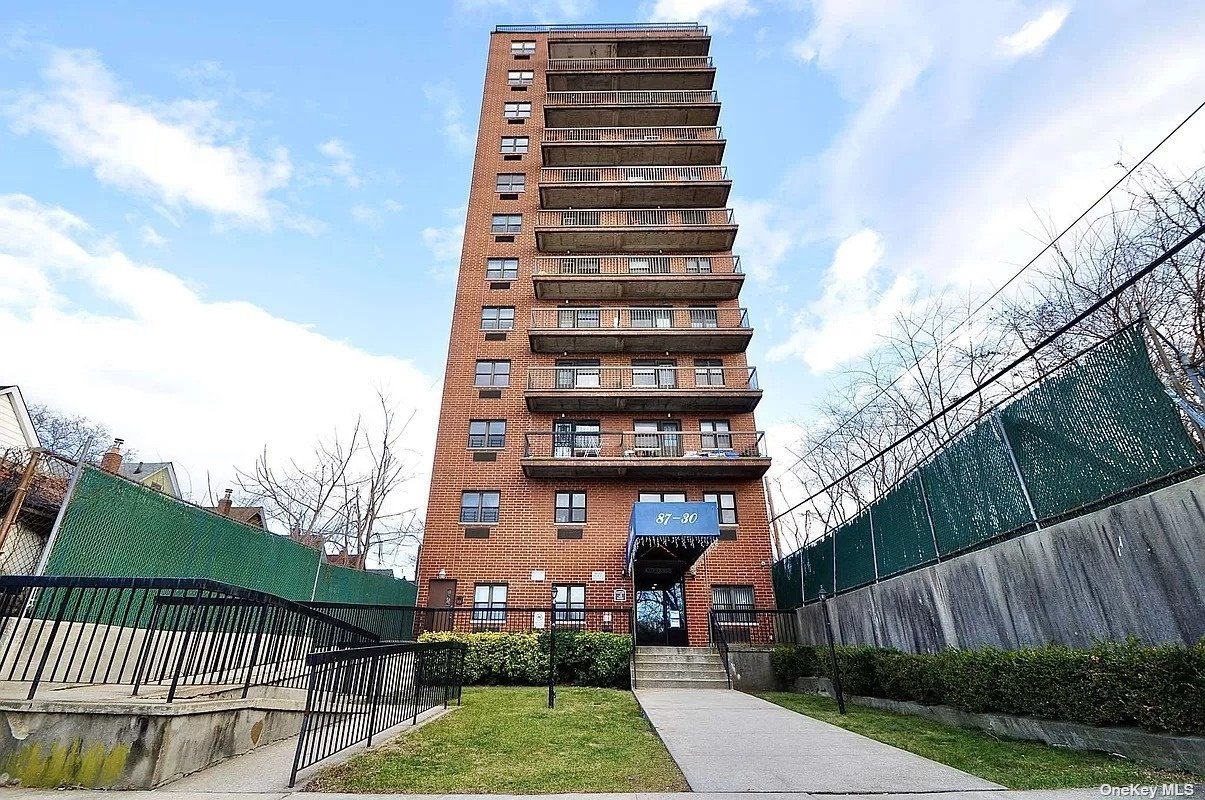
xmin=634 ymin=689 xmax=1003 ymax=794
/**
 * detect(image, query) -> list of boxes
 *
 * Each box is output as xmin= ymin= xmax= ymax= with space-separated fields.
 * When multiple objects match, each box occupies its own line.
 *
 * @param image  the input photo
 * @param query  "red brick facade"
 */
xmin=415 ymin=25 xmax=774 ymax=646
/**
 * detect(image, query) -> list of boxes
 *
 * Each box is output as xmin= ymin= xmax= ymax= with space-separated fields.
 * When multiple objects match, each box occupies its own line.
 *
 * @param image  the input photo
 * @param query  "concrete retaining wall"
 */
xmin=0 ymin=691 xmax=304 ymax=788
xmin=794 ymin=473 xmax=1205 ymax=652
xmin=724 ymin=648 xmax=776 ymax=691
xmin=791 ymin=679 xmax=1205 ymax=776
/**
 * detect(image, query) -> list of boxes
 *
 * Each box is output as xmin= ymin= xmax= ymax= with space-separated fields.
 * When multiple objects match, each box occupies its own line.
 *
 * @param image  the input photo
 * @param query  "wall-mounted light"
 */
xmin=438 ymin=568 xmax=447 ymax=579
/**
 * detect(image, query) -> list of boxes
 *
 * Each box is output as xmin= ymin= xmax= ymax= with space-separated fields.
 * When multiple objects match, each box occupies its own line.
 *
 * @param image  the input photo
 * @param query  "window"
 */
xmin=496 ymin=173 xmax=526 ymax=193
xmin=473 ymin=584 xmax=508 ymax=624
xmin=700 ymin=420 xmax=732 ymax=450
xmin=630 ymin=307 xmax=673 ymax=329
xmin=511 ymin=40 xmax=536 ymax=56
xmin=555 ymin=491 xmax=587 ymax=524
xmin=480 ymin=306 xmax=515 ymax=330
xmin=500 ymin=136 xmax=529 ymax=154
xmin=557 ymin=307 xmax=600 ymax=329
xmin=486 ymin=258 xmax=519 ymax=280
xmin=468 ymin=420 xmax=506 ymax=449
xmin=694 ymin=359 xmax=725 ymax=386
xmin=629 ymin=256 xmax=670 ymax=274
xmin=563 ymin=256 xmax=600 ymax=274
xmin=712 ymin=585 xmax=755 ymax=623
xmin=690 ymin=306 xmax=719 ymax=328
xmin=491 ymin=214 xmax=522 ymax=233
xmin=685 ymin=256 xmax=713 ymax=273
xmin=555 ymin=359 xmax=600 ymax=389
xmin=461 ymin=491 xmax=500 ymax=524
xmin=632 ymin=360 xmax=677 ymax=389
xmin=704 ymin=492 xmax=738 ymax=525
xmin=639 ymin=491 xmax=687 ymax=503
xmin=503 ymin=102 xmax=532 ymax=119
xmin=634 ymin=420 xmax=682 ymax=457
xmin=553 ymin=584 xmax=586 ymax=623
xmin=507 ymin=69 xmax=534 ymax=86
xmin=553 ymin=421 xmax=600 ymax=457
xmin=474 ymin=360 xmax=511 ymax=387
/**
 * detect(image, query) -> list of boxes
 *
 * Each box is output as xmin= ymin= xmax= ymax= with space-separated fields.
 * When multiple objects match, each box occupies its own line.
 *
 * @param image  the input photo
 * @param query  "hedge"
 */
xmin=419 ymin=631 xmax=632 ymax=688
xmin=771 ymin=639 xmax=1205 ymax=736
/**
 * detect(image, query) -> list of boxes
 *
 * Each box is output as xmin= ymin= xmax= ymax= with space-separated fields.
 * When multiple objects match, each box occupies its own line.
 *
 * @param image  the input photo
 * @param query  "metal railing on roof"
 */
xmin=495 ymin=22 xmax=707 ymax=34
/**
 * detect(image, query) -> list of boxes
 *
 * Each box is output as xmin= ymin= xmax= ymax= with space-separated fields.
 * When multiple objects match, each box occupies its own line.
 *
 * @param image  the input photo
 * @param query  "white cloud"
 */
xmin=350 ymin=200 xmax=403 ymax=229
xmin=454 ymin=0 xmax=594 ymax=21
xmin=767 ymin=229 xmax=914 ymax=371
xmin=139 ymin=224 xmax=168 ymax=247
xmin=999 ymin=5 xmax=1071 ymax=58
xmin=649 ymin=0 xmax=755 ymax=29
xmin=0 ymin=193 xmax=440 ymax=571
xmin=318 ymin=137 xmax=361 ymax=188
xmin=422 ymin=223 xmax=465 ymax=263
xmin=730 ymin=197 xmax=795 ymax=283
xmin=422 ymin=84 xmax=472 ymax=154
xmin=7 ymin=48 xmax=293 ymax=225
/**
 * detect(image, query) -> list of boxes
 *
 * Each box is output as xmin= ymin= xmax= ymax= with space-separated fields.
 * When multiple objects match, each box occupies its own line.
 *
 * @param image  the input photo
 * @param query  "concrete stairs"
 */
xmin=633 ymin=646 xmax=730 ymax=689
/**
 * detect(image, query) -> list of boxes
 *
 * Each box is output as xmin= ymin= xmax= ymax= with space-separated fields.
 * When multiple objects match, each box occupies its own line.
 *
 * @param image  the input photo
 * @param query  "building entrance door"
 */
xmin=426 ymin=578 xmax=457 ymax=632
xmin=634 ymin=560 xmax=688 ymax=647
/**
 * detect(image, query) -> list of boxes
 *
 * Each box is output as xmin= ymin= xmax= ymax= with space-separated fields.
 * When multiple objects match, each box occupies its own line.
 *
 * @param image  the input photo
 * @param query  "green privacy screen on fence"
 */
xmin=44 ymin=466 xmax=417 ymax=606
xmin=774 ymin=327 xmax=1203 ymax=610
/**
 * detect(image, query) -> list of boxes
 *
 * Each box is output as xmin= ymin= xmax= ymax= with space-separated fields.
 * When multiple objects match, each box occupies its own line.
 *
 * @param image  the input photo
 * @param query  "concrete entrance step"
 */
xmin=638 ymin=677 xmax=731 ymax=689
xmin=636 ymin=669 xmax=729 ymax=682
xmin=635 ymin=646 xmax=711 ymax=655
xmin=634 ymin=653 xmax=723 ymax=665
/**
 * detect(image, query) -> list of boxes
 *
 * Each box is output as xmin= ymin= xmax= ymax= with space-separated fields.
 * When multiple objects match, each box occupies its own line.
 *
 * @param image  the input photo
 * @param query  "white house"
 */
xmin=0 ymin=386 xmax=39 ymax=451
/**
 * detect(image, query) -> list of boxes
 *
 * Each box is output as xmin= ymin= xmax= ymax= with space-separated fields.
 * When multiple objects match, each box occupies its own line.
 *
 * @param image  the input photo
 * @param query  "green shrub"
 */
xmin=768 ymin=638 xmax=1205 ymax=736
xmin=419 ymin=631 xmax=631 ymax=688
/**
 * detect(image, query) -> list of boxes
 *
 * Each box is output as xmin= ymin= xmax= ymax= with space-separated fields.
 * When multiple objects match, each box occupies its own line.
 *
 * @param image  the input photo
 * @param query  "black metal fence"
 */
xmin=301 ymin=602 xmax=417 ymax=642
xmin=709 ymin=608 xmax=800 ymax=687
xmin=0 ymin=575 xmax=378 ymax=701
xmin=289 ymin=640 xmax=466 ymax=787
xmin=413 ymin=605 xmax=634 ymax=638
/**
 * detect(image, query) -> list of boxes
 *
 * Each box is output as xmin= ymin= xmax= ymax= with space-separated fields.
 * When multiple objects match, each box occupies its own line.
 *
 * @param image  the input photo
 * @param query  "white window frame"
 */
xmin=473 ymin=584 xmax=508 ymax=624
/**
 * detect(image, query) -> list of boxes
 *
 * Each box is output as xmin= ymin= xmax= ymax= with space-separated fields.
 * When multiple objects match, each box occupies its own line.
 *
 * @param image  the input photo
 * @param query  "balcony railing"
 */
xmin=496 ymin=23 xmax=708 ymax=35
xmin=534 ymin=254 xmax=741 ymax=276
xmin=540 ymin=165 xmax=729 ymax=184
xmin=522 ymin=430 xmax=767 ymax=459
xmin=543 ymin=126 xmax=722 ymax=143
xmin=526 ymin=366 xmax=758 ymax=391
xmin=530 ymin=306 xmax=749 ymax=331
xmin=546 ymin=90 xmax=718 ymax=106
xmin=535 ymin=208 xmax=735 ymax=228
xmin=547 ymin=56 xmax=714 ymax=71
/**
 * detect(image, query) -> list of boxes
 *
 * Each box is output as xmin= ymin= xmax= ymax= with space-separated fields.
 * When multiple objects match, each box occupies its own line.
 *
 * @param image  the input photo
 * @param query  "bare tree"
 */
xmin=27 ymin=404 xmax=135 ymax=463
xmin=235 ymin=392 xmax=423 ymax=573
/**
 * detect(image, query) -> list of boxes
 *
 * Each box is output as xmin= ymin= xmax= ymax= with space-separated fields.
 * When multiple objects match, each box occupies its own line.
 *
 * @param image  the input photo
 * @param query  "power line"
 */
xmin=782 ymin=97 xmax=1205 ymax=477
xmin=771 ymin=219 xmax=1205 ymax=524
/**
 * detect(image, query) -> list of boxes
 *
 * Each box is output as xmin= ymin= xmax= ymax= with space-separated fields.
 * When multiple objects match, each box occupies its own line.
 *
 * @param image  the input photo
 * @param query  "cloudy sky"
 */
xmin=3 ymin=0 xmax=1204 ymax=573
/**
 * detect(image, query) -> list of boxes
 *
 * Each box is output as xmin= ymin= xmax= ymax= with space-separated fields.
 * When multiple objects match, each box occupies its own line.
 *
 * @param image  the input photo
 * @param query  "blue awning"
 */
xmin=626 ymin=501 xmax=720 ymax=572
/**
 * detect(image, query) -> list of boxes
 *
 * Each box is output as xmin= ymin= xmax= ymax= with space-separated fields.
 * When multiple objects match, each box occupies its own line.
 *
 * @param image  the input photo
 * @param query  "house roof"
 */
xmin=0 ymin=385 xmax=40 ymax=449
xmin=117 ymin=461 xmax=182 ymax=497
xmin=205 ymin=505 xmax=268 ymax=528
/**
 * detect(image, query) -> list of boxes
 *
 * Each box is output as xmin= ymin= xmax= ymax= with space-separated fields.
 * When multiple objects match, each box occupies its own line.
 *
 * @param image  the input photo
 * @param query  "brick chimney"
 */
xmin=217 ymin=488 xmax=233 ymax=516
xmin=99 ymin=438 xmax=124 ymax=474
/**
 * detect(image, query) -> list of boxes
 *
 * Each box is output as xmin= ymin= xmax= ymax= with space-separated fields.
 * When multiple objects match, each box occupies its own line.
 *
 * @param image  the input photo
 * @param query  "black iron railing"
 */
xmin=289 ymin=640 xmax=466 ymax=787
xmin=710 ymin=608 xmax=800 ymax=648
xmin=413 ymin=606 xmax=632 ymax=637
xmin=0 ymin=576 xmax=377 ymax=701
xmin=301 ymin=602 xmax=417 ymax=642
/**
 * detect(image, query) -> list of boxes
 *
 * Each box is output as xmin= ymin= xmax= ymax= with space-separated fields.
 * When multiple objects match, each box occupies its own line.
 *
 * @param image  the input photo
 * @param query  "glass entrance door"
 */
xmin=635 ymin=574 xmax=687 ymax=646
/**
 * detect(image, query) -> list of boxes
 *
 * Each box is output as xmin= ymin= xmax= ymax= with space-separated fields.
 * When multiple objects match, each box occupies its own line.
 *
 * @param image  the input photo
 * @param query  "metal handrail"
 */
xmin=526 ymin=365 xmax=759 ymax=391
xmin=534 ymin=254 xmax=741 ymax=275
xmin=531 ymin=306 xmax=750 ymax=330
xmin=535 ymin=208 xmax=736 ymax=227
xmin=709 ymin=610 xmax=733 ymax=688
xmin=540 ymin=165 xmax=729 ymax=183
xmin=522 ymin=430 xmax=768 ymax=459
xmin=542 ymin=126 xmax=722 ymax=143
xmin=496 ymin=23 xmax=708 ymax=34
xmin=546 ymin=90 xmax=719 ymax=105
xmin=547 ymin=56 xmax=714 ymax=71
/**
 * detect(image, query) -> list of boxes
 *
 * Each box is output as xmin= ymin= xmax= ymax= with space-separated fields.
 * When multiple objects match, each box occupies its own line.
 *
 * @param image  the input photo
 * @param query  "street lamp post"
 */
xmin=818 ymin=587 xmax=846 ymax=714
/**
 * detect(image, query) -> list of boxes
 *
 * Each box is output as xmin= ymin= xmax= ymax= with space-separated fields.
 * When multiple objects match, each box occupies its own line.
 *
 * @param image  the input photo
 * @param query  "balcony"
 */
xmin=545 ymin=90 xmax=720 ymax=129
xmin=540 ymin=165 xmax=730 ymax=209
xmin=521 ymin=431 xmax=770 ymax=480
xmin=533 ymin=254 xmax=743 ymax=301
xmin=529 ymin=306 xmax=752 ymax=353
xmin=535 ymin=208 xmax=737 ymax=253
xmin=546 ymin=57 xmax=715 ymax=92
xmin=544 ymin=30 xmax=711 ymax=59
xmin=525 ymin=366 xmax=762 ymax=413
xmin=542 ymin=126 xmax=726 ymax=167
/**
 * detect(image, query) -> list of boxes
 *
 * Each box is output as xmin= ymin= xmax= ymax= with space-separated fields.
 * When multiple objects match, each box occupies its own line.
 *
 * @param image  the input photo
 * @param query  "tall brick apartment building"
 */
xmin=415 ymin=22 xmax=774 ymax=647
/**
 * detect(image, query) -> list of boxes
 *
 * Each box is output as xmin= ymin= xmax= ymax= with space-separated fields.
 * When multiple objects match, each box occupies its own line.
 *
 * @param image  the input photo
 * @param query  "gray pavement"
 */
xmin=634 ymin=688 xmax=1003 ymax=794
xmin=0 ymin=789 xmax=1155 ymax=798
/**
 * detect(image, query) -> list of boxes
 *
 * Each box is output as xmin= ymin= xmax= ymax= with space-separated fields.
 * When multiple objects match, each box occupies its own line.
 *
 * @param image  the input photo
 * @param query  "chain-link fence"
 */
xmin=0 ymin=453 xmax=416 ymax=606
xmin=773 ymin=327 xmax=1205 ymax=608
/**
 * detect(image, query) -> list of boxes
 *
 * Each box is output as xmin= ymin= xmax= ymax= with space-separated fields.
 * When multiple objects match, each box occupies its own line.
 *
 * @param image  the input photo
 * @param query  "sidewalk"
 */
xmin=634 ymin=688 xmax=1002 ymax=794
